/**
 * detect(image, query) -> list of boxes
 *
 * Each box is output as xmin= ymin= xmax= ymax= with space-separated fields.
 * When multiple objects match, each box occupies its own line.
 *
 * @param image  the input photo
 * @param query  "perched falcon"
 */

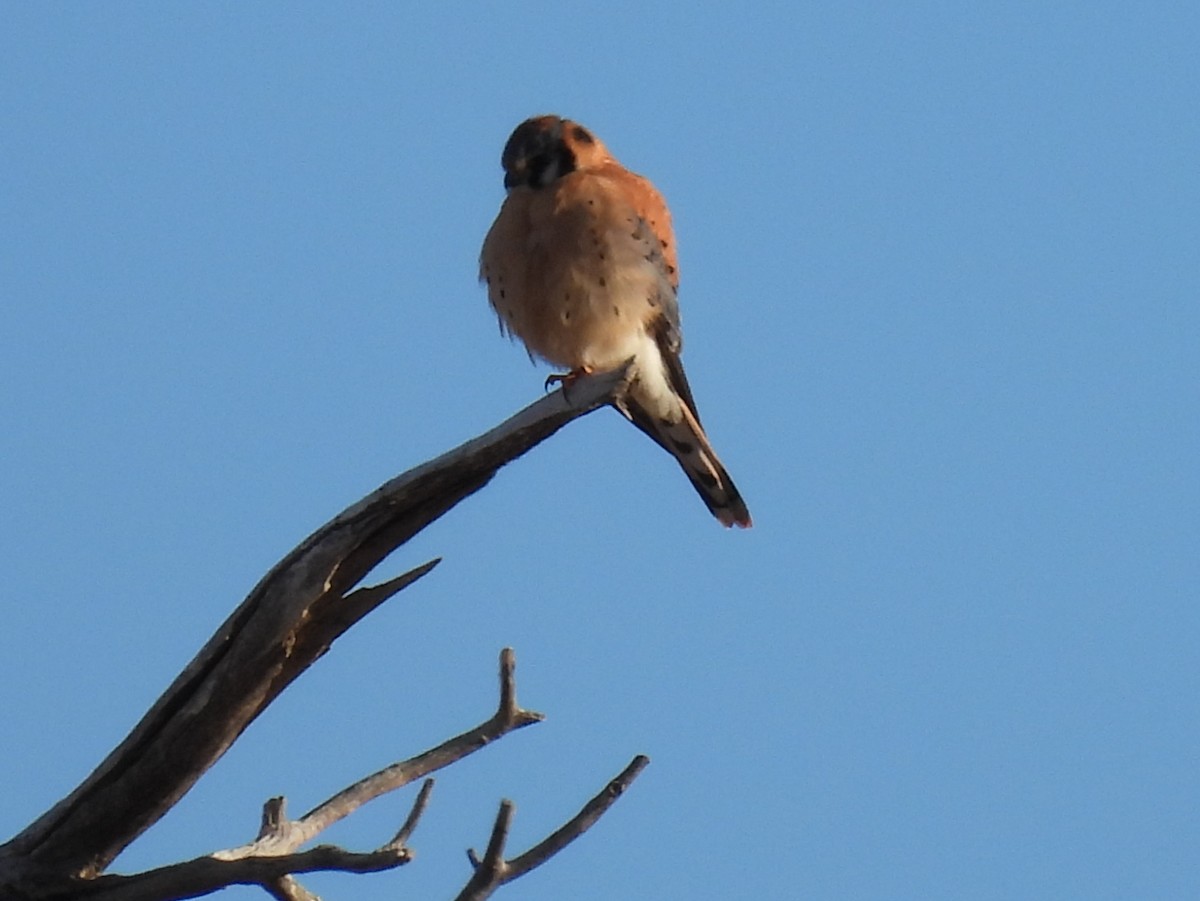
xmin=480 ymin=115 xmax=751 ymax=528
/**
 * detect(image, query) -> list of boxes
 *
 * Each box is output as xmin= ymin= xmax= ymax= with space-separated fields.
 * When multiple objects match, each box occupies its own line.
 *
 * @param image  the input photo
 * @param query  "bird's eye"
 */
xmin=571 ymin=125 xmax=594 ymax=144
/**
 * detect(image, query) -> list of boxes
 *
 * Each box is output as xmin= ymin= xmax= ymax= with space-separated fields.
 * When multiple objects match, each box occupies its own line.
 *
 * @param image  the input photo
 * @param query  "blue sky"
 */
xmin=2 ymin=3 xmax=1197 ymax=899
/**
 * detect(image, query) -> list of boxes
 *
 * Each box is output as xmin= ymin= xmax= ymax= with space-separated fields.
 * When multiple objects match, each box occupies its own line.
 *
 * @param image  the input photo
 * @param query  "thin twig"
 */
xmin=454 ymin=755 xmax=650 ymax=901
xmin=506 ymin=755 xmax=649 ymax=880
xmin=256 ymin=778 xmax=432 ymax=901
xmin=290 ymin=648 xmax=541 ymax=844
xmin=391 ymin=779 xmax=435 ymax=849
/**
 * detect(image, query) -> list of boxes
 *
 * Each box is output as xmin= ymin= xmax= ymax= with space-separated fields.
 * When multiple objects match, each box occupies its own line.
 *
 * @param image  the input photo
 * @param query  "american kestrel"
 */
xmin=480 ymin=115 xmax=751 ymax=528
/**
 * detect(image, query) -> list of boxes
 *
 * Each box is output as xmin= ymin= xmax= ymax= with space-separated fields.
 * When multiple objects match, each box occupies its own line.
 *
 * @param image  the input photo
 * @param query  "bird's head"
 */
xmin=499 ymin=115 xmax=610 ymax=190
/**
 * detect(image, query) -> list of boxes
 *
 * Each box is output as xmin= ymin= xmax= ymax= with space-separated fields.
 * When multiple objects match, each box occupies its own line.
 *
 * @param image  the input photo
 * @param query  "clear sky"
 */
xmin=2 ymin=3 xmax=1197 ymax=899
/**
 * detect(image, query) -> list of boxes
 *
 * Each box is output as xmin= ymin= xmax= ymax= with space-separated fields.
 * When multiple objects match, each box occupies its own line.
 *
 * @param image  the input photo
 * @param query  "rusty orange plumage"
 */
xmin=480 ymin=115 xmax=750 ymax=528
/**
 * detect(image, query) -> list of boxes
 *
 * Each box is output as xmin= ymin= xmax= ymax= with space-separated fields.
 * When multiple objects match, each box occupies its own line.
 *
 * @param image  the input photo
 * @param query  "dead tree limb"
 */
xmin=0 ymin=367 xmax=639 ymax=900
xmin=455 ymin=755 xmax=651 ymax=901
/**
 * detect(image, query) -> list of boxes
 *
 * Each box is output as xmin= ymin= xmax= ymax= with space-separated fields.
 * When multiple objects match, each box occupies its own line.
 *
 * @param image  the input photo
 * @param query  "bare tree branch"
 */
xmin=64 ymin=778 xmax=438 ymax=901
xmin=0 ymin=368 xmax=631 ymax=896
xmin=52 ymin=641 xmax=553 ymax=901
xmin=78 ymin=843 xmax=414 ymax=901
xmin=505 ymin=754 xmax=650 ymax=881
xmin=213 ymin=649 xmax=540 ymax=861
xmin=391 ymin=777 xmax=435 ymax=848
xmin=46 ymin=632 xmax=583 ymax=901
xmin=454 ymin=755 xmax=651 ymax=901
xmin=294 ymin=648 xmax=541 ymax=842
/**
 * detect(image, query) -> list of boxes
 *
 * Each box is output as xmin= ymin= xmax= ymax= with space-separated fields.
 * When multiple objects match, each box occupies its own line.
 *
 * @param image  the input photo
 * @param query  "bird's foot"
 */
xmin=543 ymin=367 xmax=593 ymax=393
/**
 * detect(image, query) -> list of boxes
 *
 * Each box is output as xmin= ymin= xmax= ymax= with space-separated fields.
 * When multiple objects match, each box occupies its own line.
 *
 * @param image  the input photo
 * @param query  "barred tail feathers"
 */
xmin=621 ymin=392 xmax=752 ymax=529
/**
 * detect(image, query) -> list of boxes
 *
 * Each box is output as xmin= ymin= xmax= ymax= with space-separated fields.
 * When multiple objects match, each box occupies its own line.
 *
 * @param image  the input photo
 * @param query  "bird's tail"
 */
xmin=622 ymin=397 xmax=752 ymax=529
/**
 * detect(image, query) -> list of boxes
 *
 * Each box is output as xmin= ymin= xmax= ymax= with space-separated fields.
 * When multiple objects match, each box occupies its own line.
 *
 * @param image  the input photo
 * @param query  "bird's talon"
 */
xmin=544 ymin=368 xmax=591 ymax=392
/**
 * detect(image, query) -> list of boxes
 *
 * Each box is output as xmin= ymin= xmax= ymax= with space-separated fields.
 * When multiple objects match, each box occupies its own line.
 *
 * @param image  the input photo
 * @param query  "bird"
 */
xmin=480 ymin=115 xmax=751 ymax=528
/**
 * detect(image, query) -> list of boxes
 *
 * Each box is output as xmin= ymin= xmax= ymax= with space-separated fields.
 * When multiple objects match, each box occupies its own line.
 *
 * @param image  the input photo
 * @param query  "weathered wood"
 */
xmin=0 ymin=367 xmax=633 ymax=899
xmin=454 ymin=755 xmax=651 ymax=901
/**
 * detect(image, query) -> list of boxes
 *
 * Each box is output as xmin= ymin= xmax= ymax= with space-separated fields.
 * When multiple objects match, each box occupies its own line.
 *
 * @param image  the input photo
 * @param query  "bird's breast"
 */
xmin=483 ymin=188 xmax=666 ymax=371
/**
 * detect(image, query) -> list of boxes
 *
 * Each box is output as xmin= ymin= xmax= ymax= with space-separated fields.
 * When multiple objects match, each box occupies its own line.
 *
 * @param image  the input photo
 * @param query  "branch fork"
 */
xmin=0 ymin=370 xmax=646 ymax=900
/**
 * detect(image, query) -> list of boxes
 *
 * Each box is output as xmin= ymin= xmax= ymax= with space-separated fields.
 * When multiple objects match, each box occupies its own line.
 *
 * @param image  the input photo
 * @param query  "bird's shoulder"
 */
xmin=557 ymin=162 xmax=679 ymax=289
